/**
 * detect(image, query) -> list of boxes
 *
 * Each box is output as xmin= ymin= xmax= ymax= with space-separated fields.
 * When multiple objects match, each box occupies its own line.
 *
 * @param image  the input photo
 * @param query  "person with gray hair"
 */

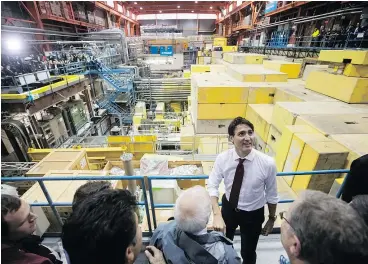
xmin=280 ymin=190 xmax=368 ymax=264
xmin=150 ymin=186 xmax=241 ymax=264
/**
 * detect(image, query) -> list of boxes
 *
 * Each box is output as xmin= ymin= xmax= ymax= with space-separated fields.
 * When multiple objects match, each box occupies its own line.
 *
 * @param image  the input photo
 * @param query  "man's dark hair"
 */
xmin=72 ymin=181 xmax=112 ymax=210
xmin=62 ymin=189 xmax=138 ymax=264
xmin=1 ymin=194 xmax=22 ymax=237
xmin=228 ymin=117 xmax=254 ymax=137
xmin=289 ymin=190 xmax=368 ymax=264
xmin=350 ymin=195 xmax=368 ymax=227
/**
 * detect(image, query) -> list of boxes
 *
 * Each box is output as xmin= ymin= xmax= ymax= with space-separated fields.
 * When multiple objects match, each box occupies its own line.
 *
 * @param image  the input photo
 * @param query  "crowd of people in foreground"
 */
xmin=1 ymin=183 xmax=368 ymax=264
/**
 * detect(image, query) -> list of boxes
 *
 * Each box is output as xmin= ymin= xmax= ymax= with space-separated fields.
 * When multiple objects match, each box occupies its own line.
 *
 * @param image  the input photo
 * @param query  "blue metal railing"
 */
xmin=1 ymin=169 xmax=349 ymax=234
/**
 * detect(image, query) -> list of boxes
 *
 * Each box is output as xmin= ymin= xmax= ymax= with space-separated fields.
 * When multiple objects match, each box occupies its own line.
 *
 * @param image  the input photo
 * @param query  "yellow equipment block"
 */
xmin=197 ymin=104 xmax=247 ymax=120
xmin=271 ymin=102 xmax=368 ymax=133
xmin=273 ymin=85 xmax=339 ymax=103
xmin=254 ymin=133 xmax=267 ymax=153
xmin=198 ymin=136 xmax=229 ymax=154
xmin=248 ymin=86 xmax=275 ymax=104
xmin=318 ymin=49 xmax=368 ymax=65
xmin=266 ymin=125 xmax=282 ymax=154
xmin=263 ymin=60 xmax=302 ymax=79
xmin=180 ymin=125 xmax=198 ymax=151
xmin=222 ymin=46 xmax=237 ymax=52
xmin=223 ymin=53 xmax=265 ymax=64
xmin=226 ymin=64 xmax=288 ymax=82
xmin=213 ymin=37 xmax=227 ymax=47
xmin=329 ymin=134 xmax=368 ymax=169
xmin=245 ymin=104 xmax=274 ymax=142
xmin=284 ymin=133 xmax=333 ymax=187
xmin=343 ymin=64 xmax=368 ymax=78
xmin=294 ymin=114 xmax=368 ymax=136
xmin=195 ymin=119 xmax=233 ymax=134
xmin=292 ymin=141 xmax=348 ymax=194
xmin=265 ymin=144 xmax=276 ymax=158
xmin=183 ymin=70 xmax=191 ymax=78
xmin=191 ymin=65 xmax=211 ymax=73
xmin=305 ymin=71 xmax=368 ymax=103
xmin=275 ymin=125 xmax=320 ymax=173
xmin=195 ymin=77 xmax=249 ymax=104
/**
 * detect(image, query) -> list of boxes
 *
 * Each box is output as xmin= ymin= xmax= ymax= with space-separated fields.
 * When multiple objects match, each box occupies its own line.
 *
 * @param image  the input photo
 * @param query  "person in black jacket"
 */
xmin=341 ymin=154 xmax=368 ymax=203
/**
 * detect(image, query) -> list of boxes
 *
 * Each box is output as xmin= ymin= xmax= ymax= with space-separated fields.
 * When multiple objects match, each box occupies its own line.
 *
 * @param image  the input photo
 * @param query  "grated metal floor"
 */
xmin=43 ymin=234 xmax=286 ymax=264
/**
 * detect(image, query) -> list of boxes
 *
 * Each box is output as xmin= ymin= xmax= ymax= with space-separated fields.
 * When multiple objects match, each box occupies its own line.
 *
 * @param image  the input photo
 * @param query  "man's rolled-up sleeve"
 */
xmin=207 ymin=156 xmax=224 ymax=198
xmin=265 ymin=160 xmax=279 ymax=204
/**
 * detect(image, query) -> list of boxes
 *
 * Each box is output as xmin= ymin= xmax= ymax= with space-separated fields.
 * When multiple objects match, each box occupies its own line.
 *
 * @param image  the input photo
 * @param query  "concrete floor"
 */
xmin=44 ymin=234 xmax=287 ymax=264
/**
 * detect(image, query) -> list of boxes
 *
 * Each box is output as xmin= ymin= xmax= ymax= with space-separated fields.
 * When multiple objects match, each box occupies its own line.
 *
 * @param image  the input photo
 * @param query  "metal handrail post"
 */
xmin=147 ymin=178 xmax=158 ymax=229
xmin=140 ymin=178 xmax=152 ymax=234
xmin=38 ymin=180 xmax=64 ymax=228
xmin=336 ymin=172 xmax=350 ymax=199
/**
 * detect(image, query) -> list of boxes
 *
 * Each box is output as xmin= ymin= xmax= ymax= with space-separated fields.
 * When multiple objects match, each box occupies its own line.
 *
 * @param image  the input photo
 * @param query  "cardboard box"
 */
xmin=26 ymin=150 xmax=90 ymax=177
xmin=245 ymin=104 xmax=274 ymax=142
xmin=318 ymin=50 xmax=368 ymax=65
xmin=305 ymin=71 xmax=368 ymax=103
xmin=292 ymin=141 xmax=348 ymax=194
xmin=263 ymin=60 xmax=302 ymax=78
xmin=22 ymin=170 xmax=109 ymax=232
xmin=271 ymin=102 xmax=368 ymax=133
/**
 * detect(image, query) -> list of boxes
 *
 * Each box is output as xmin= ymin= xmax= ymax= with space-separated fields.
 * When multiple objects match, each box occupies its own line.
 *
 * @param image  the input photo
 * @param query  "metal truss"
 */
xmin=241 ymin=46 xmax=322 ymax=58
xmin=1 ymin=162 xmax=37 ymax=177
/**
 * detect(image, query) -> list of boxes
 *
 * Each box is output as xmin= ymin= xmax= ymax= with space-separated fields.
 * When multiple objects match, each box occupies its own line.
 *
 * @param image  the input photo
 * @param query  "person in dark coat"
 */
xmin=341 ymin=154 xmax=368 ymax=203
xmin=1 ymin=194 xmax=62 ymax=264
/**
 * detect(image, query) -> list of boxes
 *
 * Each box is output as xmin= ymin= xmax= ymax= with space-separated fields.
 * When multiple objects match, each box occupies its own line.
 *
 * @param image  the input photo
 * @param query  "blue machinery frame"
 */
xmin=1 ymin=169 xmax=349 ymax=235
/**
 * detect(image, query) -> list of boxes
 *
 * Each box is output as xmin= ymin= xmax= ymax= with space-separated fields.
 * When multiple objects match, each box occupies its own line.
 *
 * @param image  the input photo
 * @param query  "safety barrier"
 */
xmin=1 ymin=169 xmax=349 ymax=235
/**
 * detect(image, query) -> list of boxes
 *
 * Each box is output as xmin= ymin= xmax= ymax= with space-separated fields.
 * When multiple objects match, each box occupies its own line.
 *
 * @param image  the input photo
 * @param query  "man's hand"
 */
xmin=213 ymin=214 xmax=226 ymax=234
xmin=145 ymin=246 xmax=166 ymax=264
xmin=261 ymin=218 xmax=275 ymax=236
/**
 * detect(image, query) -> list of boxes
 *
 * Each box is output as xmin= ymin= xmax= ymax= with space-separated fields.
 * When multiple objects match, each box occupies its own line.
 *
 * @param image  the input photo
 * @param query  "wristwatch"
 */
xmin=268 ymin=215 xmax=277 ymax=221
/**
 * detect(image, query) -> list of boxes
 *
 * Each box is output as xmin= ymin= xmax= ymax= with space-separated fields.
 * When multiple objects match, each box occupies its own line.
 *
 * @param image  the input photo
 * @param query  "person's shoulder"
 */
xmin=253 ymin=149 xmax=275 ymax=164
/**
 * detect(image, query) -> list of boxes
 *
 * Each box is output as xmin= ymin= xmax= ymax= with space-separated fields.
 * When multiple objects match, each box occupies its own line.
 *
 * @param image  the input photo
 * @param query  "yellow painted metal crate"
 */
xmin=305 ymin=71 xmax=368 ymax=103
xmin=271 ymin=102 xmax=368 ymax=133
xmin=226 ymin=64 xmax=288 ymax=82
xmin=245 ymin=104 xmax=274 ymax=143
xmin=263 ymin=60 xmax=302 ymax=79
xmin=318 ymin=49 xmax=368 ymax=65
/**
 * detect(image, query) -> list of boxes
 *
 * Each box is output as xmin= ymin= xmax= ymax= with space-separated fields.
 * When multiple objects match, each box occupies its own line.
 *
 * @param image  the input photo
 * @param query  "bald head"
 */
xmin=174 ymin=186 xmax=211 ymax=234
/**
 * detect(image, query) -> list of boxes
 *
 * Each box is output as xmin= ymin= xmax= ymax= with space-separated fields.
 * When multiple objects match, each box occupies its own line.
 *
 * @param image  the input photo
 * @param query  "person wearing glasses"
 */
xmin=279 ymin=190 xmax=368 ymax=264
xmin=1 ymin=194 xmax=62 ymax=264
xmin=208 ymin=117 xmax=278 ymax=264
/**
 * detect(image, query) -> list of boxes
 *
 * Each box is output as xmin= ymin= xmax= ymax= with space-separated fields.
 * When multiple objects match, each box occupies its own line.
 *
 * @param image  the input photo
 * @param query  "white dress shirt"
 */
xmin=208 ymin=148 xmax=278 ymax=211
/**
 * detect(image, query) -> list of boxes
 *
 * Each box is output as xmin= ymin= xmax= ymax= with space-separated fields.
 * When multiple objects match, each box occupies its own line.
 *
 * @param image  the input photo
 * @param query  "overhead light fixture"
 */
xmin=159 ymin=10 xmax=162 ymax=13
xmin=140 ymin=7 xmax=143 ymax=9
xmin=191 ymin=10 xmax=194 ymax=12
xmin=195 ymin=1 xmax=198 ymax=3
xmin=210 ymin=6 xmax=213 ymax=9
xmin=134 ymin=1 xmax=137 ymax=4
xmin=177 ymin=5 xmax=180 ymax=8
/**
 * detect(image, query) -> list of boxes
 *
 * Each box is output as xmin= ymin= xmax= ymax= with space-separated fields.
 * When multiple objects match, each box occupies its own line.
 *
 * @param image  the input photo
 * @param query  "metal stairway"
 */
xmin=95 ymin=62 xmax=134 ymax=124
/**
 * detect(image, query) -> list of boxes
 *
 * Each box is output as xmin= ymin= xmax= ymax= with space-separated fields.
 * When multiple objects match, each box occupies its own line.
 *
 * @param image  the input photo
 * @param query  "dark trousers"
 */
xmin=221 ymin=195 xmax=265 ymax=264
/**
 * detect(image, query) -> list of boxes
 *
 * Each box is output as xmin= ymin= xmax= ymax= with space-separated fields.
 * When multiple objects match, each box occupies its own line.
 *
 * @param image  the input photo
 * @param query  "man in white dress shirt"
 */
xmin=208 ymin=117 xmax=278 ymax=264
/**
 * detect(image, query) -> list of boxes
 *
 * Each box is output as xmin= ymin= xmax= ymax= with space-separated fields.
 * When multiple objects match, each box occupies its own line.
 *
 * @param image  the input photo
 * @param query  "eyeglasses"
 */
xmin=279 ymin=211 xmax=293 ymax=228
